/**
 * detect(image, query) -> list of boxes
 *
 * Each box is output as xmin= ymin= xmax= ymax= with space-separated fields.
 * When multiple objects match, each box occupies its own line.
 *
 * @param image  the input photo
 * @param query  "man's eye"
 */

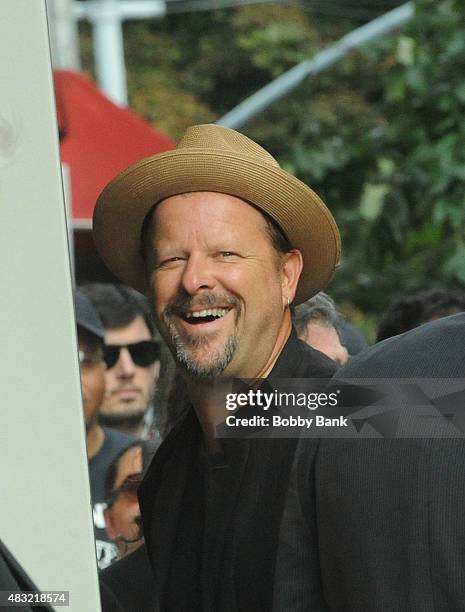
xmin=220 ymin=251 xmax=235 ymax=257
xmin=159 ymin=256 xmax=183 ymax=266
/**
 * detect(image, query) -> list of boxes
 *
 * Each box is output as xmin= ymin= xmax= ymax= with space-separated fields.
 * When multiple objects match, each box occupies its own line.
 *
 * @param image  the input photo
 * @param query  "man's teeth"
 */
xmin=185 ymin=308 xmax=229 ymax=319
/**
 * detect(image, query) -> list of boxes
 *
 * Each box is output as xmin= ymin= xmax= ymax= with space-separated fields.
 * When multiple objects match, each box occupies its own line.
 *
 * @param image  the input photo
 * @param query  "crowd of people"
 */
xmin=67 ymin=124 xmax=465 ymax=611
xmin=74 ymin=287 xmax=163 ymax=568
xmin=76 ymin=281 xmax=464 ymax=573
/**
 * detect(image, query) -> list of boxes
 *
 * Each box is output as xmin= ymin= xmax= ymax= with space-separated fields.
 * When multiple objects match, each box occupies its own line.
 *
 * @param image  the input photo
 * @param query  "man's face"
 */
xmin=146 ymin=191 xmax=301 ymax=380
xmin=100 ymin=316 xmax=159 ymax=422
xmin=78 ymin=339 xmax=106 ymax=430
xmin=104 ymin=445 xmax=143 ymax=557
xmin=300 ymin=321 xmax=349 ymax=366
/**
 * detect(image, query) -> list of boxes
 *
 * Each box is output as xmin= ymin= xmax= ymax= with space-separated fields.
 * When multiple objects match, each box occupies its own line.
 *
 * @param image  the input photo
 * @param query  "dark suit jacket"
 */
xmin=100 ymin=545 xmax=157 ymax=612
xmin=0 ymin=539 xmax=53 ymax=612
xmin=138 ymin=332 xmax=336 ymax=611
xmin=274 ymin=313 xmax=465 ymax=611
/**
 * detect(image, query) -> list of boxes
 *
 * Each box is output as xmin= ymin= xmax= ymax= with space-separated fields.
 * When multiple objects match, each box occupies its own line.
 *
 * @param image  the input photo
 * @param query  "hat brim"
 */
xmin=93 ymin=149 xmax=341 ymax=304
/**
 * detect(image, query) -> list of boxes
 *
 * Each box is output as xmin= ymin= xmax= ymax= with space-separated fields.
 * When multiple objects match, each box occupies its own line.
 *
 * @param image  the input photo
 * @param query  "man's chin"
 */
xmin=98 ymin=410 xmax=146 ymax=429
xmin=175 ymin=336 xmax=237 ymax=380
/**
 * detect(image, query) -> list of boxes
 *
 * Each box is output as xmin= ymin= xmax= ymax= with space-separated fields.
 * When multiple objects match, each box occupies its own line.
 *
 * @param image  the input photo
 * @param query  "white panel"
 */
xmin=0 ymin=1 xmax=100 ymax=610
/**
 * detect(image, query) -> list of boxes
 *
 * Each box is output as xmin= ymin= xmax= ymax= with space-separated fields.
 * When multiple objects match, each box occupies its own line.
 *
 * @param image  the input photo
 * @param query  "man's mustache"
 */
xmin=164 ymin=291 xmax=240 ymax=317
xmin=108 ymin=385 xmax=143 ymax=397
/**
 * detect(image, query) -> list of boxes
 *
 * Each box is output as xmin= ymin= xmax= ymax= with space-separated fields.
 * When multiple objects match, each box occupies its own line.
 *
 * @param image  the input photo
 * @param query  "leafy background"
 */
xmin=79 ymin=0 xmax=465 ymax=339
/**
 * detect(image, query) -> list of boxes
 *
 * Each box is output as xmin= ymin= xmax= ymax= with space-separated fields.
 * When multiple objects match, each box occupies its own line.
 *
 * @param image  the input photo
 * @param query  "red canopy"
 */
xmin=54 ymin=70 xmax=175 ymax=229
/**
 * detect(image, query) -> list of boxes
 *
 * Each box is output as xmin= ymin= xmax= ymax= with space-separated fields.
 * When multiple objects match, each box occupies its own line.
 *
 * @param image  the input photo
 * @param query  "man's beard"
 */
xmin=167 ymin=323 xmax=237 ymax=379
xmin=162 ymin=292 xmax=240 ymax=380
xmin=98 ymin=410 xmax=146 ymax=430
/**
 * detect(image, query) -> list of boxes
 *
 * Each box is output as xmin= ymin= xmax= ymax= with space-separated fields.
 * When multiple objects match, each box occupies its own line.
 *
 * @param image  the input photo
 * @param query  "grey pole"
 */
xmin=92 ymin=0 xmax=129 ymax=106
xmin=46 ymin=0 xmax=81 ymax=69
xmin=217 ymin=2 xmax=415 ymax=129
xmin=71 ymin=0 xmax=282 ymax=107
xmin=73 ymin=0 xmax=167 ymax=107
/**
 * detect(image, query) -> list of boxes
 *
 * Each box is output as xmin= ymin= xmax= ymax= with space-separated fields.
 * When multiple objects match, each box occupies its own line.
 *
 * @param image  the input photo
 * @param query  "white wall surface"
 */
xmin=0 ymin=1 xmax=101 ymax=610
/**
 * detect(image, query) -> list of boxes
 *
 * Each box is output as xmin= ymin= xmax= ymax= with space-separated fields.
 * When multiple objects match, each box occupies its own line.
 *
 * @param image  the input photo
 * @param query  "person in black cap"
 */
xmin=74 ymin=291 xmax=138 ymax=570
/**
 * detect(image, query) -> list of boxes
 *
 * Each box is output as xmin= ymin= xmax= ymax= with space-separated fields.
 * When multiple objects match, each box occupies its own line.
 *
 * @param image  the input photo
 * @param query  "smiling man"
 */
xmin=93 ymin=124 xmax=341 ymax=611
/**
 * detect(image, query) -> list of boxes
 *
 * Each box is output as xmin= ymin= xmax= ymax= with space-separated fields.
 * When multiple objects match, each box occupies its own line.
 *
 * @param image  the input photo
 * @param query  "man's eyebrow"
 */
xmin=148 ymin=247 xmax=185 ymax=265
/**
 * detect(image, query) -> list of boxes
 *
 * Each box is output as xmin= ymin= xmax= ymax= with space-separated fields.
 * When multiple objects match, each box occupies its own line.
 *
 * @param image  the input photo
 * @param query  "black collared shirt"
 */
xmin=144 ymin=331 xmax=337 ymax=612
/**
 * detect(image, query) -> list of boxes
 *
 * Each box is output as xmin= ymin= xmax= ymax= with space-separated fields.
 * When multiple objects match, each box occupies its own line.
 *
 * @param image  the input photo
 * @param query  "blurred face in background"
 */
xmin=104 ymin=445 xmax=144 ymax=557
xmin=100 ymin=316 xmax=159 ymax=424
xmin=299 ymin=321 xmax=349 ymax=366
xmin=78 ymin=336 xmax=106 ymax=431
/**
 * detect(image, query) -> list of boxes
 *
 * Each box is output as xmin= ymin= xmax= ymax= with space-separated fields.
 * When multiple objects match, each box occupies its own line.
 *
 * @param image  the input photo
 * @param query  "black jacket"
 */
xmin=274 ymin=314 xmax=465 ymax=612
xmin=136 ymin=332 xmax=336 ymax=612
xmin=100 ymin=545 xmax=157 ymax=612
xmin=0 ymin=539 xmax=53 ymax=612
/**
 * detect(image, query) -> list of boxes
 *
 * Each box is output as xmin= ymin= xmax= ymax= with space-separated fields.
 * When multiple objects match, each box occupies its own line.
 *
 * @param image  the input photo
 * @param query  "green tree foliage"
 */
xmin=332 ymin=0 xmax=465 ymax=313
xmin=79 ymin=0 xmax=465 ymax=327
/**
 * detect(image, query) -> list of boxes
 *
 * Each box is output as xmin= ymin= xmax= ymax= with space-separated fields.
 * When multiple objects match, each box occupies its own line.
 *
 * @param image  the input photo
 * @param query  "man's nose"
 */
xmin=115 ymin=348 xmax=136 ymax=377
xmin=180 ymin=254 xmax=217 ymax=295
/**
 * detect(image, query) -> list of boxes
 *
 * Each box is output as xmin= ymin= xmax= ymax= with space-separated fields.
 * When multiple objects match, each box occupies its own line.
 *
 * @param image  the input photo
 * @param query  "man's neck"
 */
xmin=86 ymin=423 xmax=105 ymax=459
xmin=99 ymin=413 xmax=146 ymax=437
xmin=187 ymin=310 xmax=292 ymax=451
xmin=255 ymin=309 xmax=292 ymax=378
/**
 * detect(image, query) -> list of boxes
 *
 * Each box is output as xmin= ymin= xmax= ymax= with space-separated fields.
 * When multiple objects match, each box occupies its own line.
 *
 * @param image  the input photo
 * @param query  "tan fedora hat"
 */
xmin=93 ymin=124 xmax=341 ymax=304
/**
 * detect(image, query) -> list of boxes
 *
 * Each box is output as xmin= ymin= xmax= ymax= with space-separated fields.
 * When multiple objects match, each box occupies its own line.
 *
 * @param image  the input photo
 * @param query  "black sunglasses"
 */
xmin=103 ymin=340 xmax=160 ymax=369
xmin=106 ymin=473 xmax=142 ymax=507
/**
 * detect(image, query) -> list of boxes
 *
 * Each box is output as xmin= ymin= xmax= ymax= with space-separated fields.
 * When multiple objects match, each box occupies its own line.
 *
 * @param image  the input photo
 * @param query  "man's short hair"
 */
xmin=376 ymin=288 xmax=465 ymax=341
xmin=292 ymin=292 xmax=342 ymax=337
xmin=79 ymin=283 xmax=155 ymax=336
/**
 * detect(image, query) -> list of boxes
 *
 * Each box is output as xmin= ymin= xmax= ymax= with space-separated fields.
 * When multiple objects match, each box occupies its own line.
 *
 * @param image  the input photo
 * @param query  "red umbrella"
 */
xmin=54 ymin=70 xmax=175 ymax=230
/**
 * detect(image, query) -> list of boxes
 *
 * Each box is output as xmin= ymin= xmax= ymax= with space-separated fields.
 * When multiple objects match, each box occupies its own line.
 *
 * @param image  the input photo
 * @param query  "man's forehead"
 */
xmin=156 ymin=190 xmax=252 ymax=210
xmin=140 ymin=190 xmax=283 ymax=267
xmin=160 ymin=191 xmax=204 ymax=202
xmin=149 ymin=190 xmax=268 ymax=231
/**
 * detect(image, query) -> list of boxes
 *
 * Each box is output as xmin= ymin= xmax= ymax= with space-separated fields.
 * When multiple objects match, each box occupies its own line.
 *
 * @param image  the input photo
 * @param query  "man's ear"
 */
xmin=104 ymin=508 xmax=117 ymax=541
xmin=280 ymin=249 xmax=303 ymax=306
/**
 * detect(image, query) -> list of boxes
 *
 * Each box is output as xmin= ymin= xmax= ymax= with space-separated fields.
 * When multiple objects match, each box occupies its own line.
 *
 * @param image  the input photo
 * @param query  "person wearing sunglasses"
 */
xmin=103 ymin=439 xmax=158 ymax=558
xmin=80 ymin=283 xmax=162 ymax=438
xmin=104 ymin=460 xmax=144 ymax=559
xmin=75 ymin=291 xmax=139 ymax=571
xmin=99 ymin=440 xmax=159 ymax=612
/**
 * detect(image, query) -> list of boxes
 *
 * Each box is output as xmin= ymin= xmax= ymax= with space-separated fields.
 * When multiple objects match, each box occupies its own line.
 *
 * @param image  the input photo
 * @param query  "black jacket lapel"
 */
xmin=139 ymin=409 xmax=201 ymax=601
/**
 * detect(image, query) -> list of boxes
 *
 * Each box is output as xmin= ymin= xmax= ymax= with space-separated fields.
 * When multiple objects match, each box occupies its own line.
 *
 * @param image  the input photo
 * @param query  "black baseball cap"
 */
xmin=74 ymin=290 xmax=105 ymax=340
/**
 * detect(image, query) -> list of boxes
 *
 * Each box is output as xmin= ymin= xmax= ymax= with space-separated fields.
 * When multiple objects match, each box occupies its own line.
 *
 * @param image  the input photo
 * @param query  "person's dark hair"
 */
xmin=139 ymin=199 xmax=293 ymax=265
xmin=104 ymin=438 xmax=160 ymax=547
xmin=77 ymin=326 xmax=103 ymax=349
xmin=104 ymin=438 xmax=159 ymax=504
xmin=419 ymin=289 xmax=465 ymax=324
xmin=261 ymin=210 xmax=294 ymax=255
xmin=292 ymin=292 xmax=343 ymax=337
xmin=79 ymin=283 xmax=154 ymax=336
xmin=376 ymin=288 xmax=465 ymax=342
